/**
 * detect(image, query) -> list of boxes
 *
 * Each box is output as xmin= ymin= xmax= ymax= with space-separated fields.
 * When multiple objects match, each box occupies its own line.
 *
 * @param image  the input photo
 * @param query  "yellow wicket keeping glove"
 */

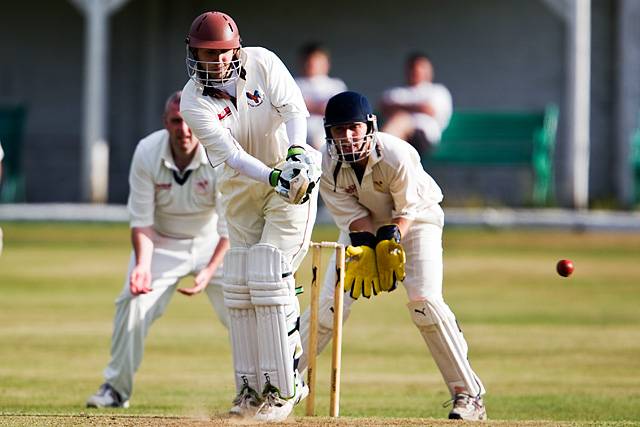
xmin=344 ymin=231 xmax=381 ymax=299
xmin=375 ymin=225 xmax=406 ymax=292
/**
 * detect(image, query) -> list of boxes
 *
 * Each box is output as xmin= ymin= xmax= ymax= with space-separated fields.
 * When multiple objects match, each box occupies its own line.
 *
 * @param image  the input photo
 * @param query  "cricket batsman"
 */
xmin=299 ymin=91 xmax=487 ymax=421
xmin=180 ymin=11 xmax=321 ymax=422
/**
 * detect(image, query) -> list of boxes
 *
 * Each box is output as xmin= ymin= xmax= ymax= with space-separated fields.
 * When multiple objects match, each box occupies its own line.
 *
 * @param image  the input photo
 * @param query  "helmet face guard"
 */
xmin=185 ymin=47 xmax=241 ymax=88
xmin=184 ymin=11 xmax=242 ymax=88
xmin=325 ymin=117 xmax=378 ymax=163
xmin=324 ymin=91 xmax=378 ymax=163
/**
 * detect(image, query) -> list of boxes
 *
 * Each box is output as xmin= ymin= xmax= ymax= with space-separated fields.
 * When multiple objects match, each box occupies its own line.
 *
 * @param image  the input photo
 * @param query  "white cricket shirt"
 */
xmin=180 ymin=47 xmax=309 ymax=169
xmin=382 ymin=82 xmax=453 ymax=142
xmin=319 ymin=132 xmax=444 ymax=231
xmin=127 ymin=129 xmax=227 ymax=239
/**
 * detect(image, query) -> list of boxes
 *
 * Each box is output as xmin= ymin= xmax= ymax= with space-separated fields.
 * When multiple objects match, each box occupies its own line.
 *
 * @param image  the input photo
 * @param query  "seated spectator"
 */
xmin=295 ymin=42 xmax=347 ymax=149
xmin=380 ymin=52 xmax=452 ymax=154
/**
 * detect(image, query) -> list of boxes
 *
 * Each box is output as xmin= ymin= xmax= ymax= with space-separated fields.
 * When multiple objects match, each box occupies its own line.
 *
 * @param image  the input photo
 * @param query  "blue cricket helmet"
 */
xmin=324 ymin=91 xmax=378 ymax=163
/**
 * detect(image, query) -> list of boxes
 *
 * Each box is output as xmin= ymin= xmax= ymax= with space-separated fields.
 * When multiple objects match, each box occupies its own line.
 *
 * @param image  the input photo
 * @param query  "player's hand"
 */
xmin=270 ymin=147 xmax=321 ymax=205
xmin=178 ymin=266 xmax=213 ymax=296
xmin=375 ymin=225 xmax=406 ymax=292
xmin=129 ymin=265 xmax=152 ymax=295
xmin=286 ymin=145 xmax=322 ymax=176
xmin=344 ymin=231 xmax=380 ymax=299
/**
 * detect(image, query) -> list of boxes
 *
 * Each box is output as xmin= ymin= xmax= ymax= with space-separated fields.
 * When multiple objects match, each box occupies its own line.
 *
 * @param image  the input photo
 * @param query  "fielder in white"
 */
xmin=299 ymin=91 xmax=487 ymax=421
xmin=180 ymin=11 xmax=321 ymax=422
xmin=86 ymin=91 xmax=230 ymax=408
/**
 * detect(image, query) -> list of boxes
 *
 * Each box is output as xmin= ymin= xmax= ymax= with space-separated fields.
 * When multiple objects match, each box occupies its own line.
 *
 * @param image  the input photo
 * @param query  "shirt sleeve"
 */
xmin=381 ymin=87 xmax=399 ymax=105
xmin=265 ymin=51 xmax=309 ymax=122
xmin=433 ymin=85 xmax=453 ymax=129
xmin=389 ymin=148 xmax=430 ymax=220
xmin=127 ymin=144 xmax=155 ymax=228
xmin=180 ymin=95 xmax=239 ymax=167
xmin=319 ymin=161 xmax=370 ymax=232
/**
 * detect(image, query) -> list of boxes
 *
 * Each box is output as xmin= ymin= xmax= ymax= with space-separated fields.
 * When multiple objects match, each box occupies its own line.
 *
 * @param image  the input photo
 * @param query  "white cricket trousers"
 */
xmin=103 ymin=232 xmax=228 ymax=401
xmin=218 ymin=175 xmax=317 ymax=269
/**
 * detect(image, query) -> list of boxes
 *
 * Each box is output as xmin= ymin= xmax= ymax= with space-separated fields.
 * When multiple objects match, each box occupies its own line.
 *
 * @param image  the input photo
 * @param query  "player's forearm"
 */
xmin=391 ymin=217 xmax=414 ymax=237
xmin=305 ymin=100 xmax=326 ymax=115
xmin=204 ymin=237 xmax=230 ymax=273
xmin=349 ymin=216 xmax=375 ymax=234
xmin=284 ymin=116 xmax=307 ymax=147
xmin=385 ymin=102 xmax=435 ymax=116
xmin=225 ymin=149 xmax=273 ymax=185
xmin=131 ymin=226 xmax=154 ymax=268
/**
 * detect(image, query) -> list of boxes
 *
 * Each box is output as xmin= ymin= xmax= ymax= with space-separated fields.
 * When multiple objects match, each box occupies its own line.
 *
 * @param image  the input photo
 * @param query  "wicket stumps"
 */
xmin=305 ymin=241 xmax=345 ymax=418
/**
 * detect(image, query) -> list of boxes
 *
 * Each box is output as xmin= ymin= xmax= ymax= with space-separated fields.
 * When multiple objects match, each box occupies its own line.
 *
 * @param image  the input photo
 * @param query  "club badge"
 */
xmin=246 ymin=89 xmax=264 ymax=107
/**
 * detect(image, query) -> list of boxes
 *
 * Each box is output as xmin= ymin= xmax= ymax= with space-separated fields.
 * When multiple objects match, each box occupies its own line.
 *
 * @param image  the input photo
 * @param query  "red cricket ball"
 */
xmin=556 ymin=259 xmax=575 ymax=277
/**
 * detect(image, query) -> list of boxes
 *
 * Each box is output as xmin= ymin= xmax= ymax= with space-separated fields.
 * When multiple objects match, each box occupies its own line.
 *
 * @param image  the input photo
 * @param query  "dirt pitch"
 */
xmin=0 ymin=415 xmax=635 ymax=427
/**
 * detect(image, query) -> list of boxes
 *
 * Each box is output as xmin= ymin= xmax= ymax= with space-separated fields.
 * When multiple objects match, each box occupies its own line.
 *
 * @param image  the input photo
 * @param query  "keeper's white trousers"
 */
xmin=300 ymin=209 xmax=485 ymax=397
xmin=103 ymin=232 xmax=228 ymax=401
xmin=318 ymin=219 xmax=447 ymax=305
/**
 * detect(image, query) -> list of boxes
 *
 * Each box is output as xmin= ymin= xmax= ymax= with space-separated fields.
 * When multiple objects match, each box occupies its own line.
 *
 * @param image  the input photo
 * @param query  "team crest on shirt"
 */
xmin=246 ymin=89 xmax=264 ymax=107
xmin=218 ymin=106 xmax=232 ymax=121
xmin=344 ymin=184 xmax=357 ymax=194
xmin=195 ymin=179 xmax=209 ymax=195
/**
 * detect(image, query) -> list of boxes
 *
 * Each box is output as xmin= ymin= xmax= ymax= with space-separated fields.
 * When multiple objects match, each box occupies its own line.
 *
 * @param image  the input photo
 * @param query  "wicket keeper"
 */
xmin=299 ymin=91 xmax=487 ymax=421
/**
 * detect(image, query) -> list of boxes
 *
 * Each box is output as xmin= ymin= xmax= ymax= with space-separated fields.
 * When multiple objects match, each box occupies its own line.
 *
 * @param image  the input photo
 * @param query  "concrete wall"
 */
xmin=0 ymin=0 xmax=630 ymax=206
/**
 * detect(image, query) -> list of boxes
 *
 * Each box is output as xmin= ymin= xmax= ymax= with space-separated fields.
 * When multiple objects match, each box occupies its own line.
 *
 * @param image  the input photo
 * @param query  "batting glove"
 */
xmin=344 ymin=231 xmax=381 ymax=299
xmin=375 ymin=225 xmax=406 ymax=292
xmin=286 ymin=145 xmax=322 ymax=184
xmin=269 ymin=146 xmax=321 ymax=204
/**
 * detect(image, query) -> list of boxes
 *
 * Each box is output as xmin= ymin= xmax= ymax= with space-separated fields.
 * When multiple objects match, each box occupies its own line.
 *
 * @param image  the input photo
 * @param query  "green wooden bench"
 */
xmin=0 ymin=105 xmax=27 ymax=202
xmin=421 ymin=105 xmax=559 ymax=205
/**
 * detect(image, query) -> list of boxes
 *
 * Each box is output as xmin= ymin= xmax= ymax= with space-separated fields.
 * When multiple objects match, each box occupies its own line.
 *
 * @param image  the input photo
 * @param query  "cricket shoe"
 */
xmin=86 ymin=383 xmax=129 ymax=408
xmin=253 ymin=379 xmax=309 ymax=423
xmin=229 ymin=383 xmax=263 ymax=418
xmin=447 ymin=393 xmax=487 ymax=421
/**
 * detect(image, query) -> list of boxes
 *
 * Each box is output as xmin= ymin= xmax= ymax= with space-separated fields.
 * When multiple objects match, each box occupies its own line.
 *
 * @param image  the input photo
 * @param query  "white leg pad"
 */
xmin=408 ymin=299 xmax=485 ymax=397
xmin=223 ymin=247 xmax=260 ymax=393
xmin=248 ymin=244 xmax=300 ymax=398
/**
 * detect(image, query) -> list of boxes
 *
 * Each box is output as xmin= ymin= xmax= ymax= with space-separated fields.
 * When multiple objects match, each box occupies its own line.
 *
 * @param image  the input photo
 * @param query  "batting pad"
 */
xmin=248 ymin=244 xmax=300 ymax=398
xmin=408 ymin=299 xmax=485 ymax=397
xmin=223 ymin=247 xmax=260 ymax=393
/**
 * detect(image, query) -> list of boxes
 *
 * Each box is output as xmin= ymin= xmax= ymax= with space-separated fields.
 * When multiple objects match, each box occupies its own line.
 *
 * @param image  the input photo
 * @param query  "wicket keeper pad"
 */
xmin=248 ymin=243 xmax=301 ymax=398
xmin=408 ymin=299 xmax=485 ymax=397
xmin=223 ymin=247 xmax=260 ymax=393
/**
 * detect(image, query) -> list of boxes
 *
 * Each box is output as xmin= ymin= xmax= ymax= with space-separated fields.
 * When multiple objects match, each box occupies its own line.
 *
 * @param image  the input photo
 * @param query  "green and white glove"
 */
xmin=375 ymin=225 xmax=406 ymax=292
xmin=344 ymin=231 xmax=381 ymax=299
xmin=269 ymin=145 xmax=321 ymax=204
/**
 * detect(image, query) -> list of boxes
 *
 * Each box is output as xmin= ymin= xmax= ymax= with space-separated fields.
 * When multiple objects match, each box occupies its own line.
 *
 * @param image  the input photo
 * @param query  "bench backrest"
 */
xmin=0 ymin=105 xmax=27 ymax=202
xmin=426 ymin=105 xmax=558 ymax=165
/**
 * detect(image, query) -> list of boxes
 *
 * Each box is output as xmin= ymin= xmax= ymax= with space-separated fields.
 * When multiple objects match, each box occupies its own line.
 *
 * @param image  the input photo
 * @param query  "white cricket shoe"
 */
xmin=229 ymin=383 xmax=263 ymax=418
xmin=86 ymin=383 xmax=130 ymax=408
xmin=447 ymin=393 xmax=487 ymax=421
xmin=253 ymin=380 xmax=309 ymax=423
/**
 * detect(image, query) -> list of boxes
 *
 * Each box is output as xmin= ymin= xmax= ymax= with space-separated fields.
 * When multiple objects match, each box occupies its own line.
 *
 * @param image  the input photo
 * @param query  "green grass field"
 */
xmin=1 ymin=222 xmax=639 ymax=426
